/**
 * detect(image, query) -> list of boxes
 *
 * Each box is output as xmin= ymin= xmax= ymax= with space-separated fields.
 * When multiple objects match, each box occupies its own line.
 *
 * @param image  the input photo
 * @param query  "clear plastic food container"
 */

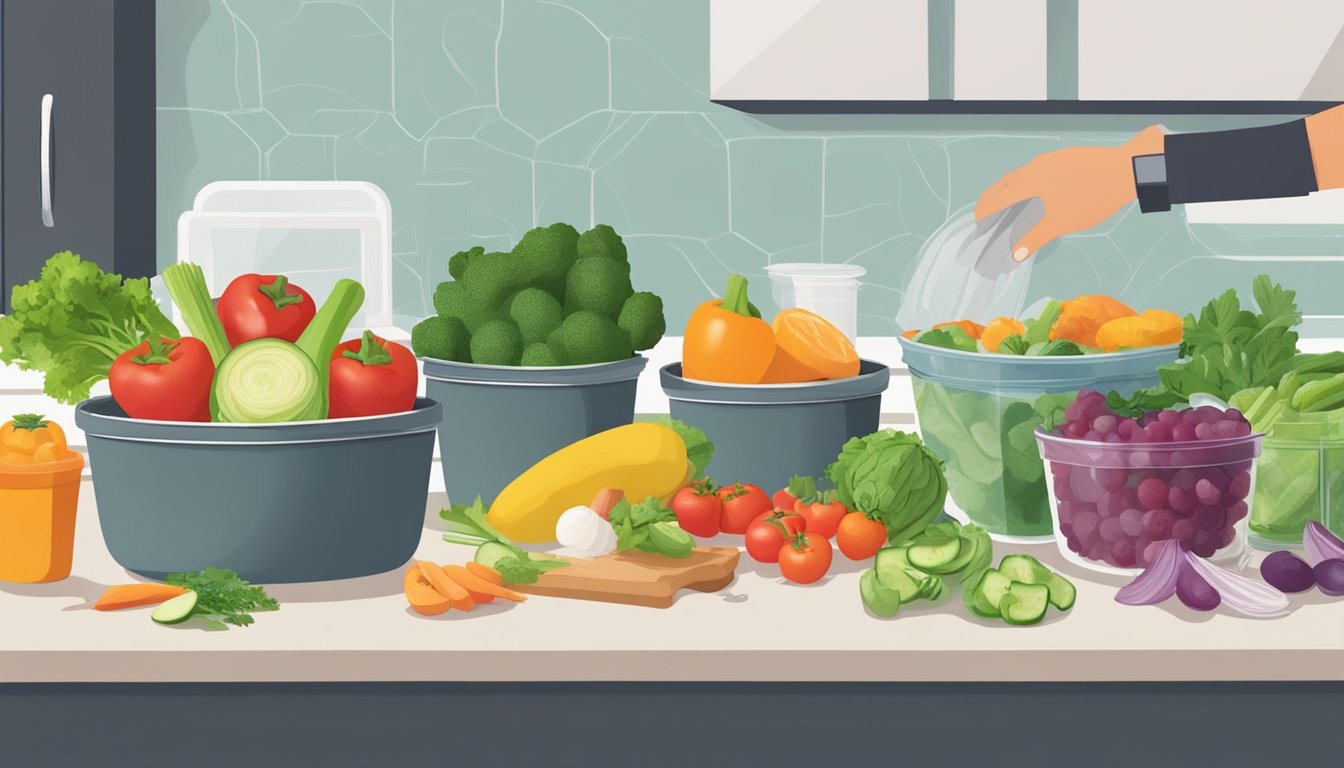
xmin=1248 ymin=423 xmax=1344 ymax=549
xmin=766 ymin=263 xmax=865 ymax=342
xmin=1036 ymin=429 xmax=1262 ymax=575
xmin=900 ymin=339 xmax=1180 ymax=542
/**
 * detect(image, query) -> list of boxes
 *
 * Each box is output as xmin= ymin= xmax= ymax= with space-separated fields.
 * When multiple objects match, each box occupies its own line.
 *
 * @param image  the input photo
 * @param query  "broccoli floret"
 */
xmin=521 ymin=342 xmax=565 ymax=367
xmin=549 ymin=310 xmax=632 ymax=365
xmin=564 ymin=257 xmax=633 ymax=319
xmin=461 ymin=251 xmax=526 ymax=310
xmin=514 ymin=223 xmax=579 ymax=286
xmin=509 ymin=287 xmax=563 ymax=345
xmin=433 ymin=280 xmax=500 ymax=332
xmin=411 ymin=315 xmax=472 ymax=362
xmin=617 ymin=291 xmax=666 ymax=351
xmin=447 ymin=246 xmax=485 ymax=281
xmin=577 ymin=224 xmax=628 ymax=263
xmin=470 ymin=319 xmax=524 ymax=366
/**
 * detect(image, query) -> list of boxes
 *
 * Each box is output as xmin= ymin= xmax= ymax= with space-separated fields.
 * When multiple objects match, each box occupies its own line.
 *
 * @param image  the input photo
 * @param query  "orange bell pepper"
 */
xmin=682 ymin=274 xmax=776 ymax=383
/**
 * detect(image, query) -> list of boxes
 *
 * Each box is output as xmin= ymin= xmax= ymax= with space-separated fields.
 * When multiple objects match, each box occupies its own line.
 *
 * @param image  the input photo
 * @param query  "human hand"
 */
xmin=976 ymin=125 xmax=1167 ymax=262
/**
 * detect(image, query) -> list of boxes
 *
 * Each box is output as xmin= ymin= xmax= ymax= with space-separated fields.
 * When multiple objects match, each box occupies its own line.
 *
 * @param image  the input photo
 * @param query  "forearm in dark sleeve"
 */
xmin=1165 ymin=120 xmax=1319 ymax=204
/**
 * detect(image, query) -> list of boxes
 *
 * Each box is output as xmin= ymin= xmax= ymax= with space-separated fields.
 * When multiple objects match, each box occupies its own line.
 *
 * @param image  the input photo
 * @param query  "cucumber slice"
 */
xmin=874 ymin=546 xmax=912 ymax=573
xmin=1046 ymin=572 xmax=1077 ymax=611
xmin=474 ymin=542 xmax=515 ymax=570
xmin=908 ymin=535 xmax=964 ymax=574
xmin=151 ymin=590 xmax=198 ymax=625
xmin=973 ymin=569 xmax=1013 ymax=617
xmin=998 ymin=554 xmax=1051 ymax=585
xmin=918 ymin=573 xmax=945 ymax=601
xmin=874 ymin=565 xmax=922 ymax=603
xmin=860 ymin=569 xmax=903 ymax=618
xmin=999 ymin=582 xmax=1050 ymax=625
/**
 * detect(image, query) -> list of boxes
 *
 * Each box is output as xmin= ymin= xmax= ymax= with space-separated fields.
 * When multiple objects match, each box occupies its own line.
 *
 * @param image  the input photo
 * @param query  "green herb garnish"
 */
xmin=162 ymin=567 xmax=279 ymax=630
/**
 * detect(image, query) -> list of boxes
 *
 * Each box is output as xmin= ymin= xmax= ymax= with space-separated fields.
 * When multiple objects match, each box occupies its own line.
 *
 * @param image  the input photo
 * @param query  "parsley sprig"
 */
xmin=163 ymin=567 xmax=279 ymax=631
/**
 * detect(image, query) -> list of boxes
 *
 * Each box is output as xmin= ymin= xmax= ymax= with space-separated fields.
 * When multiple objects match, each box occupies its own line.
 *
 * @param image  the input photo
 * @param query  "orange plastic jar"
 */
xmin=0 ymin=452 xmax=84 ymax=583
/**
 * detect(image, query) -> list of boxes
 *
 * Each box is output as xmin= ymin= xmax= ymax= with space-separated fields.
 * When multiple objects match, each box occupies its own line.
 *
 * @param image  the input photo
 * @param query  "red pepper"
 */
xmin=216 ymin=273 xmax=317 ymax=347
xmin=328 ymin=331 xmax=418 ymax=419
xmin=108 ymin=336 xmax=215 ymax=422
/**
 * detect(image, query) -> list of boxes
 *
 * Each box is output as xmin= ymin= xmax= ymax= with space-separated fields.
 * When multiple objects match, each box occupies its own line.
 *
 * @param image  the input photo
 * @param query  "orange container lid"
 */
xmin=0 ymin=451 xmax=85 ymax=489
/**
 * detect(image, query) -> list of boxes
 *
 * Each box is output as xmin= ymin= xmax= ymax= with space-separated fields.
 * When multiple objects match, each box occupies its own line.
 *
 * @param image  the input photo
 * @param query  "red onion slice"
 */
xmin=1116 ymin=539 xmax=1183 ymax=605
xmin=1183 ymin=552 xmax=1290 ymax=618
xmin=1303 ymin=521 xmax=1344 ymax=567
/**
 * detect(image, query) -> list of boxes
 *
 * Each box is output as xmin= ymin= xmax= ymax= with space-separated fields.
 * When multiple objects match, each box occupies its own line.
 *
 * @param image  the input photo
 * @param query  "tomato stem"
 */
xmin=130 ymin=335 xmax=178 ymax=366
xmin=257 ymin=275 xmax=305 ymax=310
xmin=341 ymin=330 xmax=395 ymax=366
xmin=787 ymin=530 xmax=813 ymax=552
xmin=720 ymin=482 xmax=748 ymax=502
xmin=763 ymin=511 xmax=801 ymax=538
xmin=690 ymin=478 xmax=718 ymax=496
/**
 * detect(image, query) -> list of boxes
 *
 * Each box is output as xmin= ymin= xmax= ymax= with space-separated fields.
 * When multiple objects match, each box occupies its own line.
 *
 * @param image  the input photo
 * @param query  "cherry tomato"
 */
xmin=778 ymin=531 xmax=833 ymax=585
xmin=109 ymin=336 xmax=215 ymax=422
xmin=328 ymin=331 xmax=419 ymax=418
xmin=836 ymin=511 xmax=887 ymax=560
xmin=795 ymin=497 xmax=847 ymax=539
xmin=717 ymin=482 xmax=772 ymax=534
xmin=745 ymin=509 xmax=805 ymax=563
xmin=671 ymin=480 xmax=722 ymax=538
xmin=216 ymin=273 xmax=316 ymax=346
xmin=771 ymin=486 xmax=798 ymax=512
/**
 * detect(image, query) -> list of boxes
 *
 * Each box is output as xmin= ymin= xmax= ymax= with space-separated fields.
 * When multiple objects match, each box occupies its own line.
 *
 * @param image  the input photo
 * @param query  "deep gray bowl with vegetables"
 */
xmin=75 ymin=397 xmax=441 ymax=583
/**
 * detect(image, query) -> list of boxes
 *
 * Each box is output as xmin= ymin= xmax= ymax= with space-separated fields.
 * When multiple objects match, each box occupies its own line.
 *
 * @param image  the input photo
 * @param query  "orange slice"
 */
xmin=761 ymin=308 xmax=861 ymax=383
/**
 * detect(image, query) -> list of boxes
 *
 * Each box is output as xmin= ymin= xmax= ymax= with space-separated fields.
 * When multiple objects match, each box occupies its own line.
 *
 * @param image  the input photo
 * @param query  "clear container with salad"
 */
xmin=900 ymin=296 xmax=1182 ymax=541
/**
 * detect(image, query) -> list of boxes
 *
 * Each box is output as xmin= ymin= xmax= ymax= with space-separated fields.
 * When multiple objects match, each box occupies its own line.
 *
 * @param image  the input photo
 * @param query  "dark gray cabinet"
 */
xmin=1 ymin=0 xmax=155 ymax=312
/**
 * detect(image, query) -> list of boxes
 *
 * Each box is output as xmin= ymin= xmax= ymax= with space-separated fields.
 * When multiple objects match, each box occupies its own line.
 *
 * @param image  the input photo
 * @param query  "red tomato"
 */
xmin=328 ymin=331 xmax=419 ymax=418
xmin=745 ymin=510 xmax=806 ymax=563
xmin=109 ymin=337 xmax=215 ymax=422
xmin=778 ymin=531 xmax=833 ymax=584
xmin=795 ymin=497 xmax=847 ymax=539
xmin=671 ymin=480 xmax=722 ymax=538
xmin=771 ymin=486 xmax=798 ymax=512
xmin=216 ymin=273 xmax=317 ymax=346
xmin=836 ymin=511 xmax=887 ymax=560
xmin=717 ymin=482 xmax=772 ymax=534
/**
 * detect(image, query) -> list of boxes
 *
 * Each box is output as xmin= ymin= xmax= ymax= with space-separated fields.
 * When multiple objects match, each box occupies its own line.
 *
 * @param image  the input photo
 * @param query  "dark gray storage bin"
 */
xmin=423 ymin=356 xmax=647 ymax=506
xmin=660 ymin=360 xmax=891 ymax=493
xmin=75 ymin=397 xmax=441 ymax=584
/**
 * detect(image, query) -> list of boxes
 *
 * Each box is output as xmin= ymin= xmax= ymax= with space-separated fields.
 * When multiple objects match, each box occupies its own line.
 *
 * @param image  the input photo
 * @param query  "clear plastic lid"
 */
xmin=895 ymin=197 xmax=1044 ymax=332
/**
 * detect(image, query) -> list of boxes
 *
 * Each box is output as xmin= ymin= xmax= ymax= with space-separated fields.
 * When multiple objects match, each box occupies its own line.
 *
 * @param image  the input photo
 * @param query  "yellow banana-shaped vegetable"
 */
xmin=487 ymin=423 xmax=692 ymax=542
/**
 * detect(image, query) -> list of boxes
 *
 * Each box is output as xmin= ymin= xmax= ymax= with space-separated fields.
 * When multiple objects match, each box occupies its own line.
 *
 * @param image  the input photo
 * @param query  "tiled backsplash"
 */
xmin=156 ymin=0 xmax=1344 ymax=337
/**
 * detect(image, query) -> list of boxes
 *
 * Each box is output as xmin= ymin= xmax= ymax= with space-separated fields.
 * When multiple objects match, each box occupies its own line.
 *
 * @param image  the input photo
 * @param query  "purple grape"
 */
xmin=1055 ymin=479 xmax=1076 ymax=504
xmin=1200 ymin=468 xmax=1230 ymax=491
xmin=1157 ymin=410 xmax=1181 ymax=426
xmin=1172 ymin=424 xmax=1197 ymax=442
xmin=1093 ymin=415 xmax=1117 ymax=434
xmin=1143 ymin=509 xmax=1175 ymax=538
xmin=1167 ymin=486 xmax=1195 ymax=515
xmin=1112 ymin=539 xmax=1137 ymax=568
xmin=1065 ymin=534 xmax=1082 ymax=554
xmin=1099 ymin=517 xmax=1125 ymax=542
xmin=1197 ymin=504 xmax=1227 ymax=531
xmin=1057 ymin=500 xmax=1075 ymax=524
xmin=1172 ymin=517 xmax=1198 ymax=545
xmin=1224 ymin=408 xmax=1244 ymax=422
xmin=1060 ymin=522 xmax=1075 ymax=539
xmin=1228 ymin=471 xmax=1251 ymax=501
xmin=1219 ymin=525 xmax=1238 ymax=548
xmin=1260 ymin=550 xmax=1315 ymax=593
xmin=1117 ymin=418 xmax=1139 ymax=440
xmin=1137 ymin=477 xmax=1168 ymax=510
xmin=1073 ymin=509 xmax=1100 ymax=545
xmin=1141 ymin=539 xmax=1166 ymax=566
xmin=1087 ymin=541 xmax=1111 ymax=563
xmin=1104 ymin=432 xmax=1123 ymax=443
xmin=1194 ymin=478 xmax=1222 ymax=506
xmin=1192 ymin=529 xmax=1220 ymax=558
xmin=1119 ymin=508 xmax=1145 ymax=537
xmin=1093 ymin=467 xmax=1127 ymax=493
xmin=1181 ymin=408 xmax=1203 ymax=426
xmin=1083 ymin=430 xmax=1103 ymax=442
xmin=1170 ymin=469 xmax=1197 ymax=490
xmin=1226 ymin=500 xmax=1249 ymax=524
xmin=1070 ymin=471 xmax=1101 ymax=503
xmin=1176 ymin=565 xmax=1221 ymax=611
xmin=1312 ymin=559 xmax=1344 ymax=596
xmin=1223 ymin=460 xmax=1253 ymax=476
xmin=1145 ymin=422 xmax=1172 ymax=443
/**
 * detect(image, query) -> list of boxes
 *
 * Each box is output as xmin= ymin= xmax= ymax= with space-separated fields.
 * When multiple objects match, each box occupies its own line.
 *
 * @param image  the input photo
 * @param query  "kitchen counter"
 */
xmin=2 ymin=480 xmax=1340 ymax=684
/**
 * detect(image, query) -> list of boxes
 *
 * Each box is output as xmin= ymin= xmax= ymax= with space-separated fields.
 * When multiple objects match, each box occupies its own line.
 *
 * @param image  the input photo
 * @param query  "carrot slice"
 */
xmin=441 ymin=564 xmax=527 ymax=603
xmin=932 ymin=320 xmax=987 ymax=339
xmin=901 ymin=329 xmax=921 ymax=340
xmin=94 ymin=583 xmax=189 ymax=611
xmin=980 ymin=316 xmax=1026 ymax=353
xmin=465 ymin=561 xmax=505 ymax=587
xmin=761 ymin=308 xmax=861 ymax=383
xmin=417 ymin=561 xmax=475 ymax=610
xmin=405 ymin=581 xmax=453 ymax=616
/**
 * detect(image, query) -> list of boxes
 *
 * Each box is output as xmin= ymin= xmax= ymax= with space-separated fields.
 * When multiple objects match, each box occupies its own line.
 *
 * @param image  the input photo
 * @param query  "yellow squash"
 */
xmin=487 ymin=423 xmax=692 ymax=542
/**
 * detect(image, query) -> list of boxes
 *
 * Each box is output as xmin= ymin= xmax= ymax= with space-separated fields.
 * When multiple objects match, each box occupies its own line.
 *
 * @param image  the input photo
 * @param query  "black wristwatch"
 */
xmin=1132 ymin=153 xmax=1171 ymax=213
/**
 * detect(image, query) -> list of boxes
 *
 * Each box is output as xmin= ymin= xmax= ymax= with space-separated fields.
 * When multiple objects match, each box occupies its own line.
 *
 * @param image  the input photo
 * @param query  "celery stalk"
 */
xmin=295 ymin=279 xmax=365 ymax=417
xmin=162 ymin=262 xmax=231 ymax=365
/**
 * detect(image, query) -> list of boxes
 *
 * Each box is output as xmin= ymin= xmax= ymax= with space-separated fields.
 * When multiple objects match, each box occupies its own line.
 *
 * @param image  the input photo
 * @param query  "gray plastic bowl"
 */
xmin=660 ymin=360 xmax=891 ymax=493
xmin=422 ymin=356 xmax=647 ymax=506
xmin=74 ymin=397 xmax=441 ymax=584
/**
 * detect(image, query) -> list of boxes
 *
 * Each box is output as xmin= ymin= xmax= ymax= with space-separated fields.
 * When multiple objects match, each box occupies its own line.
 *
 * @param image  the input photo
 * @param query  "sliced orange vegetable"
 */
xmin=94 ymin=583 xmax=189 ymax=611
xmin=932 ymin=320 xmax=986 ymax=340
xmin=1095 ymin=309 xmax=1183 ymax=352
xmin=417 ymin=561 xmax=474 ymax=610
xmin=1051 ymin=295 xmax=1137 ymax=347
xmin=441 ymin=564 xmax=527 ymax=603
xmin=901 ymin=329 xmax=920 ymax=340
xmin=405 ymin=580 xmax=453 ymax=616
xmin=761 ymin=308 xmax=860 ymax=382
xmin=980 ymin=316 xmax=1026 ymax=353
xmin=466 ymin=562 xmax=505 ymax=587
xmin=682 ymin=274 xmax=776 ymax=383
xmin=1 ymin=414 xmax=70 ymax=461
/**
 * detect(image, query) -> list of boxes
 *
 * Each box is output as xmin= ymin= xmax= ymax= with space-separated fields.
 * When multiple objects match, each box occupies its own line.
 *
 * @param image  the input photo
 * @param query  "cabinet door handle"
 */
xmin=40 ymin=93 xmax=54 ymax=228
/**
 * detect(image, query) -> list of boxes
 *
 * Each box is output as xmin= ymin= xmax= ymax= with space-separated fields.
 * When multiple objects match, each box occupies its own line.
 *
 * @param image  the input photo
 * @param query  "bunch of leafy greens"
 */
xmin=0 ymin=251 xmax=179 ymax=404
xmin=441 ymin=498 xmax=570 ymax=584
xmin=826 ymin=429 xmax=948 ymax=545
xmin=163 ymin=568 xmax=279 ymax=630
xmin=643 ymin=416 xmax=714 ymax=479
xmin=608 ymin=497 xmax=694 ymax=559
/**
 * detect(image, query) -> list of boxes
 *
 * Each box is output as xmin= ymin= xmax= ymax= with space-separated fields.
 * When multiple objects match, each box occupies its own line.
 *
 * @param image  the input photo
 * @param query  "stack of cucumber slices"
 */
xmin=860 ymin=521 xmax=1077 ymax=625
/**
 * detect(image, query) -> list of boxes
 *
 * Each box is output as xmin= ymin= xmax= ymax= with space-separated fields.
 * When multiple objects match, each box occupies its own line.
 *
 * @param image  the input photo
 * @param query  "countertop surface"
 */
xmin=2 ymin=480 xmax=1340 ymax=683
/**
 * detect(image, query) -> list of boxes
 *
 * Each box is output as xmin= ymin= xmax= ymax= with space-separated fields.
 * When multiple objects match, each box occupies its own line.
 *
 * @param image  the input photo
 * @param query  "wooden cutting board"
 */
xmin=513 ymin=547 xmax=740 ymax=608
